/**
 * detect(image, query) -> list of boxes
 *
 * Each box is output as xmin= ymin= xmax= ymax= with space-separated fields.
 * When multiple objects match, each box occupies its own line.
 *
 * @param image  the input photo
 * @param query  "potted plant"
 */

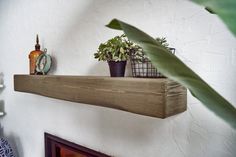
xmin=94 ymin=34 xmax=133 ymax=77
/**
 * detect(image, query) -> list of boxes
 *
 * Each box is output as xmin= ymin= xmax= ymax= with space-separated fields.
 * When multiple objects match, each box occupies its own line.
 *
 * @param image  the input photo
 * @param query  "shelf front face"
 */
xmin=14 ymin=75 xmax=187 ymax=118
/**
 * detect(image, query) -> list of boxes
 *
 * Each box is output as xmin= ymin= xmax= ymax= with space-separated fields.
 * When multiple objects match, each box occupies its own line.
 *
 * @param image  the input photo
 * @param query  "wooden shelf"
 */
xmin=14 ymin=75 xmax=187 ymax=118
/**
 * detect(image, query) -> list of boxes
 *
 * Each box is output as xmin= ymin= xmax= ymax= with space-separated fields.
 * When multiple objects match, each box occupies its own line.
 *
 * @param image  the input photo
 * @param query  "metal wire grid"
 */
xmin=130 ymin=48 xmax=175 ymax=78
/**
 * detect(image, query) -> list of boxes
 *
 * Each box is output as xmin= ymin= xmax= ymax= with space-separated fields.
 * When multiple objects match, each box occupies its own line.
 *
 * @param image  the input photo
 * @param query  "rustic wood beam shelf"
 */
xmin=14 ymin=75 xmax=187 ymax=118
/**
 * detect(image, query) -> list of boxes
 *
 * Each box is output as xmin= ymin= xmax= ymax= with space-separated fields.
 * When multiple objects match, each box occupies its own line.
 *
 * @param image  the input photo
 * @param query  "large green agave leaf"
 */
xmin=106 ymin=19 xmax=236 ymax=129
xmin=192 ymin=0 xmax=236 ymax=36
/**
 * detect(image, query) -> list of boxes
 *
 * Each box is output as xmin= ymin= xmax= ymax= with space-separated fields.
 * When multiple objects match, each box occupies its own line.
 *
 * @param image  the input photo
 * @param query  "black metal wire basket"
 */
xmin=130 ymin=48 xmax=175 ymax=78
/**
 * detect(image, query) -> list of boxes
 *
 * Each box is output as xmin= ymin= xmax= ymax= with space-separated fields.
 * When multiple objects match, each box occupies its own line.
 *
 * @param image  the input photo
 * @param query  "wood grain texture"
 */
xmin=14 ymin=75 xmax=187 ymax=118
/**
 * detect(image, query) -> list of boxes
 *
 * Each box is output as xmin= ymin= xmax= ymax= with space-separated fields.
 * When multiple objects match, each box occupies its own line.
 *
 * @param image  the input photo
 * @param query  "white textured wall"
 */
xmin=0 ymin=0 xmax=236 ymax=157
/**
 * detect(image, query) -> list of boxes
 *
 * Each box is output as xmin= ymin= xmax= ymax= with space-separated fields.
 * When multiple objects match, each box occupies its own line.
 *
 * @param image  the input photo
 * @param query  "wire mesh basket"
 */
xmin=130 ymin=48 xmax=175 ymax=78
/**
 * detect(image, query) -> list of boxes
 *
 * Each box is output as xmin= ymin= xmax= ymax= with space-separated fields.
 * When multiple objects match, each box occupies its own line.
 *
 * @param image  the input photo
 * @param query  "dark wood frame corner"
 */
xmin=44 ymin=133 xmax=111 ymax=157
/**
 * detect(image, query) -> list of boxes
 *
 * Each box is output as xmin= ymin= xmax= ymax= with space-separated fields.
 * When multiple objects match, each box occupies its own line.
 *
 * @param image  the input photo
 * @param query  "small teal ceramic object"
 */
xmin=36 ymin=49 xmax=52 ymax=75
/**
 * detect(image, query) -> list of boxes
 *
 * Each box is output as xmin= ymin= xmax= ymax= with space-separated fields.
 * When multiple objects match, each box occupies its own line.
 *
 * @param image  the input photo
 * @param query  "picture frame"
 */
xmin=45 ymin=133 xmax=111 ymax=157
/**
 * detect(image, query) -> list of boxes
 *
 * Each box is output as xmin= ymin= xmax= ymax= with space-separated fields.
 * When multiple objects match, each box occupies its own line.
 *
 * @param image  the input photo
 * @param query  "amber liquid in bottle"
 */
xmin=29 ymin=35 xmax=43 ymax=75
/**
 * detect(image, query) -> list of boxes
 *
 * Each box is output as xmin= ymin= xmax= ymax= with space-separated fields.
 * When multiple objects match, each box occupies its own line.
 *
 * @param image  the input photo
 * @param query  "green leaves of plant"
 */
xmin=94 ymin=34 xmax=130 ymax=62
xmin=106 ymin=19 xmax=236 ymax=129
xmin=192 ymin=0 xmax=236 ymax=36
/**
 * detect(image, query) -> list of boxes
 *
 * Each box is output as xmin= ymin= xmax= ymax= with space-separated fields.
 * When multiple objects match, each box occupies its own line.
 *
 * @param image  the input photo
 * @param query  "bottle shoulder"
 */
xmin=29 ymin=50 xmax=43 ymax=55
xmin=29 ymin=50 xmax=43 ymax=59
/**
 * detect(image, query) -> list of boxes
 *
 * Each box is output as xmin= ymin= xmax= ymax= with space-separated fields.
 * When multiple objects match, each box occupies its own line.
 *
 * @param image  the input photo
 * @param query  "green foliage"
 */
xmin=192 ymin=0 xmax=236 ymax=37
xmin=94 ymin=34 xmax=171 ymax=62
xmin=106 ymin=19 xmax=236 ymax=129
xmin=132 ymin=37 xmax=171 ymax=61
xmin=156 ymin=37 xmax=169 ymax=48
xmin=94 ymin=34 xmax=132 ymax=62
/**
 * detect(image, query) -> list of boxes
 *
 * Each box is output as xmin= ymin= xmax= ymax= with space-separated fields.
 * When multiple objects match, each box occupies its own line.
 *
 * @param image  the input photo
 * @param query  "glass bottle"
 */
xmin=29 ymin=35 xmax=43 ymax=75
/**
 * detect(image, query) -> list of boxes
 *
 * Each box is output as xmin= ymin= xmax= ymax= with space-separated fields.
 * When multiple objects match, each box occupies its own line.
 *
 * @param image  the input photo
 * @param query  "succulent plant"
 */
xmin=94 ymin=34 xmax=132 ymax=62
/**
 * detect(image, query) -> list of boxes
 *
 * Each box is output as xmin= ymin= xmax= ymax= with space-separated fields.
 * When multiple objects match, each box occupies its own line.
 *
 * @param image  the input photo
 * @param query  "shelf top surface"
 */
xmin=14 ymin=74 xmax=171 ymax=83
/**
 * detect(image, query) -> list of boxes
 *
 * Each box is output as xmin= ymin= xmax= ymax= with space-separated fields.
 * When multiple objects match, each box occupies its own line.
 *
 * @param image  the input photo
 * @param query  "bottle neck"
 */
xmin=35 ymin=34 xmax=40 ymax=50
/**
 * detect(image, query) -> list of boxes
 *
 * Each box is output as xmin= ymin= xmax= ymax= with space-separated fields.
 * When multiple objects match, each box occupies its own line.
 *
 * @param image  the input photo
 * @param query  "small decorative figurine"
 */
xmin=28 ymin=35 xmax=44 ymax=75
xmin=36 ymin=48 xmax=52 ymax=75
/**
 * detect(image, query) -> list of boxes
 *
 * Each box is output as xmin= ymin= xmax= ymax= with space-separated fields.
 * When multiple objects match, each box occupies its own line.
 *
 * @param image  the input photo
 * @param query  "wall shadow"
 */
xmin=48 ymin=54 xmax=57 ymax=75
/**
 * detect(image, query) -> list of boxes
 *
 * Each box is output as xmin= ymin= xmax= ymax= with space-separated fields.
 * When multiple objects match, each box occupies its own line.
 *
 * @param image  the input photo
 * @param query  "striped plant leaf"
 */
xmin=106 ymin=19 xmax=236 ymax=129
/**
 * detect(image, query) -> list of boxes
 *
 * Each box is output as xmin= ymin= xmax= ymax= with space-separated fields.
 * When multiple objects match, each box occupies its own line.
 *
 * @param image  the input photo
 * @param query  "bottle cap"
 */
xmin=35 ymin=34 xmax=41 ymax=50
